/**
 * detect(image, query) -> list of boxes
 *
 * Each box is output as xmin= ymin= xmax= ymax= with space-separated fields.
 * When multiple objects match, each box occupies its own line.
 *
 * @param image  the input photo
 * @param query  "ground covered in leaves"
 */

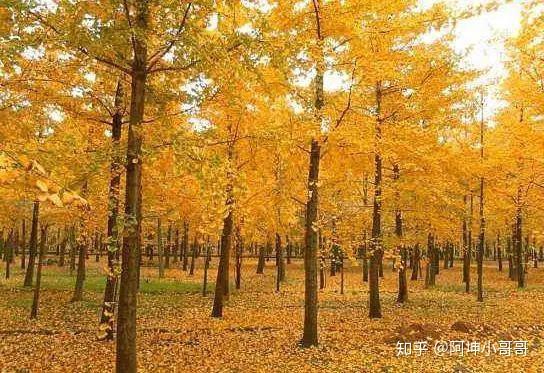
xmin=1 ymin=258 xmax=544 ymax=372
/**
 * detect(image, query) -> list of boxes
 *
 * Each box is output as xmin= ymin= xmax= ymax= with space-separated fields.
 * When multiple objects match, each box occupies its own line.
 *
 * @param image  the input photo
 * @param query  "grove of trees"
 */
xmin=2 ymin=0 xmax=544 ymax=372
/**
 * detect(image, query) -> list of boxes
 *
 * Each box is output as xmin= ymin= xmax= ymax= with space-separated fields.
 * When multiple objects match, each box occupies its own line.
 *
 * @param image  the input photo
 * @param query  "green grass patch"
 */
xmin=41 ymin=272 xmax=106 ymax=292
xmin=2 ymin=266 xmax=210 ymax=295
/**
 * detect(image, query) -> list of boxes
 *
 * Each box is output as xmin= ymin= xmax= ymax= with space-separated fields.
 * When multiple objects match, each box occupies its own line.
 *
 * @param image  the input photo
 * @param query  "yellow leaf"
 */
xmin=62 ymin=191 xmax=76 ymax=205
xmin=48 ymin=193 xmax=64 ymax=207
xmin=29 ymin=160 xmax=47 ymax=176
xmin=36 ymin=179 xmax=49 ymax=193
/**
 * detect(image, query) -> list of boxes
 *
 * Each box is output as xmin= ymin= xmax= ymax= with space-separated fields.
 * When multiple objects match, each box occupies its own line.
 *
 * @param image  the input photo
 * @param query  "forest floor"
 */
xmin=1 ymin=257 xmax=544 ymax=372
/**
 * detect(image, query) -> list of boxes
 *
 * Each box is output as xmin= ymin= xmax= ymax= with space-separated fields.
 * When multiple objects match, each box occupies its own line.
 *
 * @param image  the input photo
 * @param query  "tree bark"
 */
xmin=4 ymin=230 xmax=13 ymax=279
xmin=462 ymin=196 xmax=468 ymax=283
xmin=116 ymin=1 xmax=148 ymax=370
xmin=256 ymin=245 xmax=265 ymax=274
xmin=410 ymin=245 xmax=420 ymax=280
xmin=30 ymin=226 xmax=47 ymax=319
xmin=21 ymin=219 xmax=26 ymax=269
xmin=202 ymin=245 xmax=211 ymax=297
xmin=173 ymin=227 xmax=179 ymax=263
xmin=286 ymin=236 xmax=292 ymax=264
xmin=301 ymin=0 xmax=324 ymax=346
xmin=301 ymin=138 xmax=320 ymax=346
xmin=157 ymin=218 xmax=164 ymax=279
xmin=369 ymin=81 xmax=383 ymax=319
xmin=477 ymin=177 xmax=485 ymax=301
xmin=59 ymin=229 xmax=67 ymax=267
xmin=425 ymin=233 xmax=436 ymax=288
xmin=477 ymin=107 xmax=485 ymax=302
xmin=449 ymin=242 xmax=454 ymax=268
xmin=12 ymin=229 xmax=18 ymax=260
xmin=362 ymin=233 xmax=368 ymax=282
xmin=69 ymin=227 xmax=76 ymax=275
xmin=515 ymin=188 xmax=525 ymax=288
xmin=165 ymin=223 xmax=171 ymax=269
xmin=465 ymin=194 xmax=473 ymax=293
xmin=507 ymin=234 xmax=514 ymax=280
xmin=189 ymin=238 xmax=197 ymax=276
xmin=211 ymin=194 xmax=234 ymax=318
xmin=94 ymin=231 xmax=100 ymax=262
xmin=497 ymin=232 xmax=502 ymax=271
xmin=182 ymin=221 xmax=189 ymax=271
xmin=212 ymin=141 xmax=235 ymax=318
xmin=23 ymin=201 xmax=39 ymax=287
xmin=276 ymin=233 xmax=285 ymax=291
xmin=533 ymin=237 xmax=537 ymax=269
xmin=394 ymin=164 xmax=407 ymax=303
xmin=71 ymin=237 xmax=87 ymax=302
xmin=234 ymin=232 xmax=242 ymax=289
xmin=100 ymin=87 xmax=123 ymax=340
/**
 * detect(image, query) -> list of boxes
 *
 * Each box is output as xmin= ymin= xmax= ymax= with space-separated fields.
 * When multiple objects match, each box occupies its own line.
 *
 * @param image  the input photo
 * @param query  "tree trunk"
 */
xmin=71 ymin=238 xmax=87 ymax=302
xmin=508 ymin=235 xmax=514 ymax=280
xmin=465 ymin=194 xmax=473 ymax=293
xmin=234 ymin=235 xmax=241 ymax=289
xmin=94 ymin=231 xmax=100 ymax=262
xmin=21 ymin=219 xmax=26 ymax=269
xmin=116 ymin=2 xmax=148 ymax=370
xmin=276 ymin=233 xmax=285 ymax=281
xmin=56 ymin=228 xmax=62 ymax=257
xmin=173 ymin=227 xmax=179 ymax=263
xmin=410 ymin=245 xmax=420 ymax=280
xmin=378 ymin=251 xmax=384 ymax=278
xmin=165 ymin=223 xmax=171 ymax=269
xmin=256 ymin=245 xmax=265 ymax=274
xmin=286 ymin=236 xmax=292 ymax=264
xmin=394 ymin=164 xmax=407 ymax=303
xmin=69 ymin=227 xmax=76 ymax=275
xmin=533 ymin=237 xmax=538 ymax=269
xmin=12 ymin=229 xmax=18 ymax=260
xmin=515 ymin=189 xmax=525 ymax=288
xmin=276 ymin=233 xmax=285 ymax=291
xmin=462 ymin=197 xmax=468 ymax=283
xmin=211 ymin=196 xmax=234 ymax=318
xmin=157 ymin=218 xmax=164 ymax=279
xmin=23 ymin=201 xmax=39 ymax=287
xmin=428 ymin=233 xmax=436 ymax=287
xmin=182 ymin=221 xmax=189 ymax=271
xmin=100 ymin=89 xmax=123 ymax=340
xmin=434 ymin=243 xmax=440 ymax=276
xmin=30 ymin=226 xmax=47 ymax=319
xmin=4 ymin=230 xmax=12 ymax=279
xmin=319 ymin=255 xmax=325 ymax=289
xmin=301 ymin=0 xmax=324 ymax=345
xmin=340 ymin=256 xmax=344 ymax=295
xmin=212 ymin=145 xmax=235 ymax=318
xmin=0 ymin=230 xmax=4 ymax=261
xmin=59 ymin=231 xmax=67 ymax=267
xmin=362 ymin=235 xmax=368 ymax=282
xmin=189 ymin=236 xmax=197 ymax=276
xmin=202 ymin=246 xmax=211 ymax=297
xmin=369 ymin=82 xmax=383 ymax=319
xmin=301 ymin=138 xmax=320 ymax=347
xmin=477 ymin=111 xmax=485 ymax=302
xmin=449 ymin=243 xmax=454 ymax=268
xmin=497 ymin=232 xmax=502 ymax=271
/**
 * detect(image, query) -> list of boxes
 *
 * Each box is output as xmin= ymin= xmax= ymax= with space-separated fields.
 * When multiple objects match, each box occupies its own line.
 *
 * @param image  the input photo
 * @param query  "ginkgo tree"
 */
xmin=4 ymin=0 xmax=544 ymax=371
